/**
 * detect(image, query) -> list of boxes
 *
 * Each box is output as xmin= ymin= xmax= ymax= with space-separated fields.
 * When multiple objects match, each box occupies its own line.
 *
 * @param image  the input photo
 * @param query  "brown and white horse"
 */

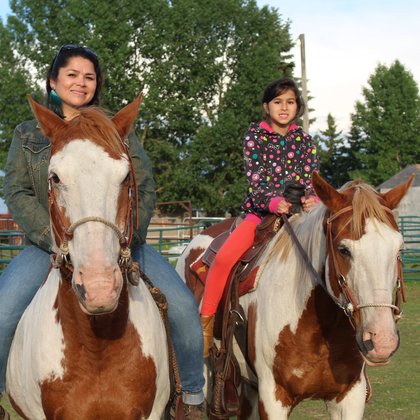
xmin=177 ymin=172 xmax=413 ymax=419
xmin=6 ymin=97 xmax=169 ymax=419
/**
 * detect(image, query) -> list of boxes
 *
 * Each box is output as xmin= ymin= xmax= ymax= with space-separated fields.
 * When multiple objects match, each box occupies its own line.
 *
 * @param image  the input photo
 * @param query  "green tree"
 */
xmin=1 ymin=0 xmax=295 ymax=215
xmin=0 ymin=20 xmax=39 ymax=168
xmin=348 ymin=60 xmax=420 ymax=185
xmin=158 ymin=1 xmax=294 ymax=215
xmin=314 ymin=113 xmax=350 ymax=188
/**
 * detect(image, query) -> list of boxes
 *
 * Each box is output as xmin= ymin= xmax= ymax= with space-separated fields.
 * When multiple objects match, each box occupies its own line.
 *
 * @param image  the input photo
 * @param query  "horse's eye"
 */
xmin=49 ymin=173 xmax=60 ymax=184
xmin=338 ymin=245 xmax=351 ymax=258
xmin=122 ymin=174 xmax=130 ymax=185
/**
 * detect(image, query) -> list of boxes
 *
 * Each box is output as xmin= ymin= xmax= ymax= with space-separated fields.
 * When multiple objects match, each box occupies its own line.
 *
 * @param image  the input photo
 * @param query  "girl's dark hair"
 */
xmin=262 ymin=77 xmax=305 ymax=119
xmin=46 ymin=44 xmax=104 ymax=116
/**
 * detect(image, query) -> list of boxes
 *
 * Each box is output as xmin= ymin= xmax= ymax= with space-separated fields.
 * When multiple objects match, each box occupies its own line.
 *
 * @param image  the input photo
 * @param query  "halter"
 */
xmin=326 ymin=206 xmax=404 ymax=320
xmin=48 ymin=140 xmax=140 ymax=286
xmin=282 ymin=204 xmax=405 ymax=323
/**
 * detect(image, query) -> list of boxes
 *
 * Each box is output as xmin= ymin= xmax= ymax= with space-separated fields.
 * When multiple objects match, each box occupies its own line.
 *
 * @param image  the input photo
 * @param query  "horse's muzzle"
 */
xmin=357 ymin=329 xmax=400 ymax=366
xmin=72 ymin=265 xmax=123 ymax=315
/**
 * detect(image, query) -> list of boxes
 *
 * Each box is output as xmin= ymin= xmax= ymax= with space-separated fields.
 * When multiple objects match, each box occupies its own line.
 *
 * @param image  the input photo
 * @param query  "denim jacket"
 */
xmin=4 ymin=119 xmax=156 ymax=252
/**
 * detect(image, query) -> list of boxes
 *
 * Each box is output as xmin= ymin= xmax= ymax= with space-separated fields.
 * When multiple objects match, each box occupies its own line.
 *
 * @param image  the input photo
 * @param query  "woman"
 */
xmin=200 ymin=77 xmax=319 ymax=357
xmin=0 ymin=44 xmax=204 ymax=419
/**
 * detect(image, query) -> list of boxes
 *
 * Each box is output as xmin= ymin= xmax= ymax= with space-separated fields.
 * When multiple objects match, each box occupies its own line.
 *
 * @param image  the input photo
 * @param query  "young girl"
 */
xmin=200 ymin=77 xmax=319 ymax=357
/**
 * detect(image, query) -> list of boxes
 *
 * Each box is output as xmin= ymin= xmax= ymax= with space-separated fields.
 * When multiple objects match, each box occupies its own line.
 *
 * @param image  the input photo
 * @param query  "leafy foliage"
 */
xmin=0 ymin=20 xmax=40 ymax=169
xmin=1 ymin=0 xmax=294 ymax=214
xmin=348 ymin=60 xmax=420 ymax=185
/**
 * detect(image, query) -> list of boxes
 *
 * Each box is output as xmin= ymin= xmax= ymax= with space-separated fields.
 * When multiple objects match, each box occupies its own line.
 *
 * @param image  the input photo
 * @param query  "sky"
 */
xmin=1 ymin=0 xmax=419 ymax=134
xmin=255 ymin=0 xmax=420 ymax=133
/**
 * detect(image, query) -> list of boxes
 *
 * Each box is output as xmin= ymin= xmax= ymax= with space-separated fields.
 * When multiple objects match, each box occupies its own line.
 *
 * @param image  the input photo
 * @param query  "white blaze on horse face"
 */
xmin=49 ymin=140 xmax=130 ymax=311
xmin=339 ymin=219 xmax=402 ymax=363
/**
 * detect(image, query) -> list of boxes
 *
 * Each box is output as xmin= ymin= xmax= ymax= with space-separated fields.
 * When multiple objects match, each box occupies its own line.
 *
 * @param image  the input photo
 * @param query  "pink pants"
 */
xmin=201 ymin=220 xmax=257 ymax=316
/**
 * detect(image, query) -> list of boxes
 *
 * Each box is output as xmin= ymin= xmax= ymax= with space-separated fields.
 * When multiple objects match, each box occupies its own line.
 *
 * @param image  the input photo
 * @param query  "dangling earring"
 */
xmin=50 ymin=89 xmax=62 ymax=107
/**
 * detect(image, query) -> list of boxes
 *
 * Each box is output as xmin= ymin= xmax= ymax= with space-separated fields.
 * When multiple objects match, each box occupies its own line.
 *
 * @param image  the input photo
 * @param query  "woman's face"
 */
xmin=50 ymin=56 xmax=97 ymax=118
xmin=264 ymin=89 xmax=298 ymax=135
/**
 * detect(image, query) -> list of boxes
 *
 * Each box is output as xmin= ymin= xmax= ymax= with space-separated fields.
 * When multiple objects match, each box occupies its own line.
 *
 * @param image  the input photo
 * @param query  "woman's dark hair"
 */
xmin=262 ymin=77 xmax=305 ymax=119
xmin=46 ymin=44 xmax=104 ymax=116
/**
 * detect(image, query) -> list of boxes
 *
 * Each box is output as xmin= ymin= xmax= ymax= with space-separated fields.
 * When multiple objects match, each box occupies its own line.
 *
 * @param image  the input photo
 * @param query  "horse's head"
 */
xmin=29 ymin=95 xmax=142 ymax=315
xmin=313 ymin=171 xmax=414 ymax=365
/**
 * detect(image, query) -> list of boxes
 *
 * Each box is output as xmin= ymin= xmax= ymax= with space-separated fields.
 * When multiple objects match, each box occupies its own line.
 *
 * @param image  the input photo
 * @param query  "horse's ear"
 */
xmin=27 ymin=95 xmax=67 ymax=139
xmin=312 ymin=171 xmax=346 ymax=211
xmin=381 ymin=174 xmax=415 ymax=210
xmin=112 ymin=94 xmax=143 ymax=140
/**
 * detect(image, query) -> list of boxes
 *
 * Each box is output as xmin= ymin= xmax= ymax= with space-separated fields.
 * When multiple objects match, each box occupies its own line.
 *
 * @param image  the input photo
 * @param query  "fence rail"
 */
xmin=147 ymin=224 xmax=205 ymax=259
xmin=1 ymin=216 xmax=420 ymax=279
xmin=399 ymin=216 xmax=420 ymax=280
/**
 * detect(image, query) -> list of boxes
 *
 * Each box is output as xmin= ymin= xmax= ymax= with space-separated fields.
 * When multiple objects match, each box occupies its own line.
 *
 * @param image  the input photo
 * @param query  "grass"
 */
xmin=2 ymin=281 xmax=420 ymax=419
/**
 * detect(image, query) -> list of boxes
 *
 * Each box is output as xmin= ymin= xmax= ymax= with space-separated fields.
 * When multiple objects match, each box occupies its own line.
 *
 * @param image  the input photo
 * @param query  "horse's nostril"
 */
xmin=76 ymin=283 xmax=87 ymax=301
xmin=363 ymin=339 xmax=374 ymax=352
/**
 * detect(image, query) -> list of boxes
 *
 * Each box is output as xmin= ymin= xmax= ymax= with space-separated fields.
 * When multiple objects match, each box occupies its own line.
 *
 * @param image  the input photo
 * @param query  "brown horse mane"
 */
xmin=338 ymin=179 xmax=397 ymax=238
xmin=52 ymin=106 xmax=126 ymax=160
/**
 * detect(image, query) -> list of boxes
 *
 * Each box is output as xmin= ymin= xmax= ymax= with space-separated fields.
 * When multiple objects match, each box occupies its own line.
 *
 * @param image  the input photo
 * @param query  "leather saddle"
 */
xmin=188 ymin=214 xmax=282 ymax=309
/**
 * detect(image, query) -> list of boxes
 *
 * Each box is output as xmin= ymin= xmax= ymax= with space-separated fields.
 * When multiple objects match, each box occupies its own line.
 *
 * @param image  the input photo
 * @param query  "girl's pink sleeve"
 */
xmin=269 ymin=196 xmax=286 ymax=213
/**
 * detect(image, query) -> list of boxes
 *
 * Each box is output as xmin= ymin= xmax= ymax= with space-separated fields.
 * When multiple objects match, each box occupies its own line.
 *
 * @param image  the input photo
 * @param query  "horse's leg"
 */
xmin=256 ymin=369 xmax=289 ymax=420
xmin=325 ymin=371 xmax=366 ymax=420
xmin=238 ymin=380 xmax=259 ymax=420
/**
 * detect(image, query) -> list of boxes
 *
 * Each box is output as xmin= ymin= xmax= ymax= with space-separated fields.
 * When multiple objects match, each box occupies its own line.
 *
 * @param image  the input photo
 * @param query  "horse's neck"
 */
xmin=259 ymin=211 xmax=326 ymax=298
xmin=57 ymin=279 xmax=129 ymax=345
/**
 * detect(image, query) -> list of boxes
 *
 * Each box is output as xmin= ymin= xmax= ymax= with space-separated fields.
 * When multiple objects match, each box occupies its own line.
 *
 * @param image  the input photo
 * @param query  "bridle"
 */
xmin=325 ymin=206 xmax=404 ymax=320
xmin=282 ymin=205 xmax=405 ymax=323
xmin=48 ymin=140 xmax=140 ymax=286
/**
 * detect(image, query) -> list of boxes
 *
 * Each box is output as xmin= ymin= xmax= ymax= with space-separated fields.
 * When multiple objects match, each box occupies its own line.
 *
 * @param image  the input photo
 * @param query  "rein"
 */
xmin=281 ymin=207 xmax=405 ymax=322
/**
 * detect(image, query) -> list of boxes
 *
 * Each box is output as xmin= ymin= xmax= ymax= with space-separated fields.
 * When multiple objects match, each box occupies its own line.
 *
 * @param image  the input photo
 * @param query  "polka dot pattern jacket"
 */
xmin=242 ymin=121 xmax=319 ymax=217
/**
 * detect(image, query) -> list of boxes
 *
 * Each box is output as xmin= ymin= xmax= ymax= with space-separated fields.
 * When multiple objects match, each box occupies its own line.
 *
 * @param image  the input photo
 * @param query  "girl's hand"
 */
xmin=276 ymin=200 xmax=292 ymax=215
xmin=301 ymin=196 xmax=317 ymax=212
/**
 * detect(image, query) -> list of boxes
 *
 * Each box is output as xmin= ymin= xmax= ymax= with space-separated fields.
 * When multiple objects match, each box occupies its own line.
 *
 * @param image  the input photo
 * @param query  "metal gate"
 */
xmin=399 ymin=216 xmax=420 ymax=280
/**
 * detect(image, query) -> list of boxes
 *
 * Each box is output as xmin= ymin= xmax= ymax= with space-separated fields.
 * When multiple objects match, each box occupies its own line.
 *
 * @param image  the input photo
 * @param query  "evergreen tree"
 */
xmin=314 ymin=113 xmax=350 ymax=187
xmin=348 ymin=60 xmax=420 ymax=185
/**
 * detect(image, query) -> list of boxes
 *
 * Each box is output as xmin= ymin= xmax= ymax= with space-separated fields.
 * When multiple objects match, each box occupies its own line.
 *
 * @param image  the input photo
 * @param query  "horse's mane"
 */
xmin=259 ymin=179 xmax=397 ymax=280
xmin=54 ymin=107 xmax=126 ymax=159
xmin=338 ymin=179 xmax=396 ymax=237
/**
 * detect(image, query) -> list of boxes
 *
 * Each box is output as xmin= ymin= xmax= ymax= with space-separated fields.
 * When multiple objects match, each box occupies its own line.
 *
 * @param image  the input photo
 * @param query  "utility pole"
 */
xmin=299 ymin=34 xmax=309 ymax=132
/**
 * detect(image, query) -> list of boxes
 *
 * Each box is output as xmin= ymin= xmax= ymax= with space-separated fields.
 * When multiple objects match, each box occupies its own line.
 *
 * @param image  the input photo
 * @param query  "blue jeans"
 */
xmin=0 ymin=243 xmax=204 ymax=404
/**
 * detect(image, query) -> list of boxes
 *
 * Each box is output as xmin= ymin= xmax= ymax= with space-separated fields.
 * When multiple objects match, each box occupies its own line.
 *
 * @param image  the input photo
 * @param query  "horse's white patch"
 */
xmin=254 ymin=210 xmax=326 ymax=364
xmin=49 ymin=140 xmax=130 ymax=268
xmin=6 ymin=269 xmax=64 ymax=419
xmin=176 ymin=233 xmax=214 ymax=281
xmin=291 ymin=368 xmax=305 ymax=378
xmin=341 ymin=219 xmax=402 ymax=306
xmin=128 ymin=281 xmax=170 ymax=413
xmin=325 ymin=369 xmax=366 ymax=419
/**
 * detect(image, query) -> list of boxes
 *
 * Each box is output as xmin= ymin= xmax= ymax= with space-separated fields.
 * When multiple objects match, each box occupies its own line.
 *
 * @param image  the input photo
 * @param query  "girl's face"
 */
xmin=264 ymin=89 xmax=298 ymax=135
xmin=50 ymin=56 xmax=97 ymax=119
